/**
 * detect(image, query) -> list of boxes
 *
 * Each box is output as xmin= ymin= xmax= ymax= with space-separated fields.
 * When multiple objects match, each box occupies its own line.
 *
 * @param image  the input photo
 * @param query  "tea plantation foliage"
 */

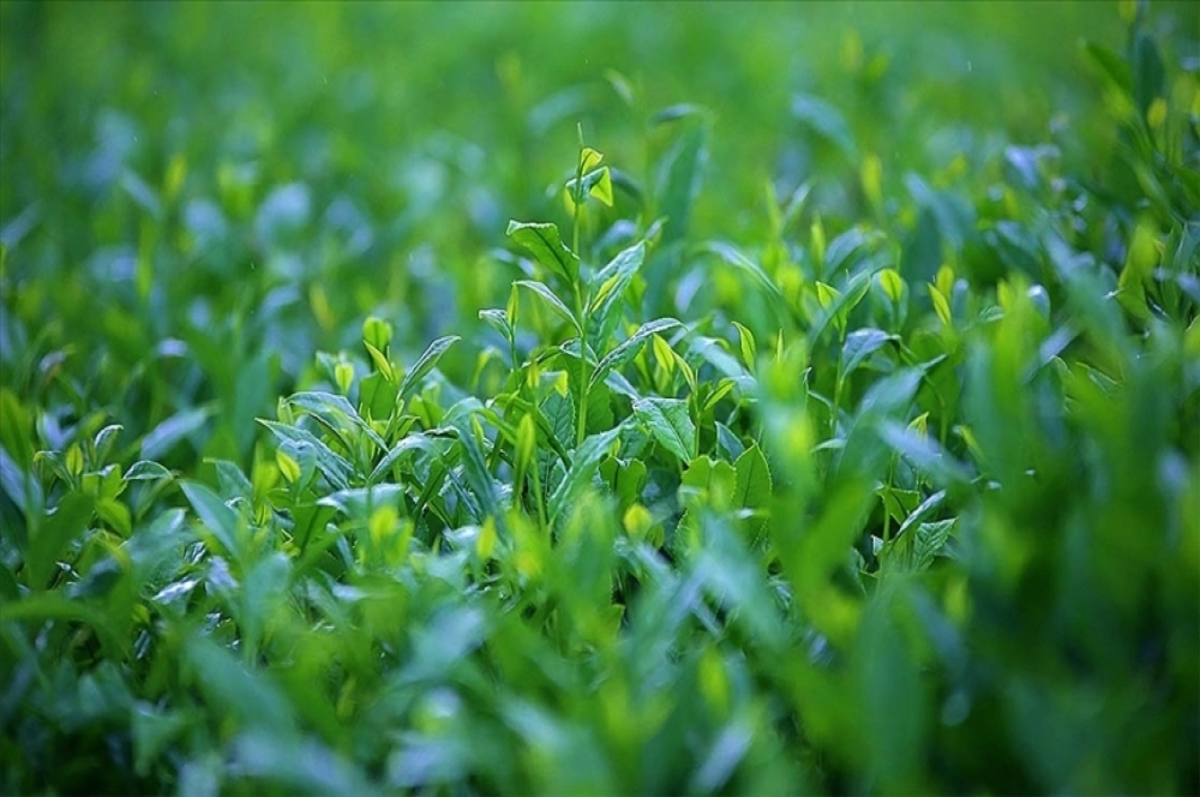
xmin=1 ymin=2 xmax=1198 ymax=794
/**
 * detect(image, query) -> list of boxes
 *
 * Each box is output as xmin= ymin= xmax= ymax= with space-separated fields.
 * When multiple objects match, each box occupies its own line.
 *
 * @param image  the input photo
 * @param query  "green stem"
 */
xmin=832 ymin=361 xmax=844 ymax=438
xmin=530 ymin=449 xmax=548 ymax=530
xmin=572 ymin=124 xmax=591 ymax=446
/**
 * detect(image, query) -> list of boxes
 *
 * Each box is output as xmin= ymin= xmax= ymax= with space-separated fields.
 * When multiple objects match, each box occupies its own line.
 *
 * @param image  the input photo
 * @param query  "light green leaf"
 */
xmin=878 ymin=268 xmax=905 ymax=304
xmin=681 ymin=456 xmax=736 ymax=510
xmin=579 ymin=147 xmax=604 ymax=173
xmin=361 ymin=315 xmax=393 ymax=353
xmin=733 ymin=321 xmax=757 ymax=373
xmin=590 ymin=167 xmax=613 ymax=206
xmin=363 ymin=341 xmax=395 ymax=382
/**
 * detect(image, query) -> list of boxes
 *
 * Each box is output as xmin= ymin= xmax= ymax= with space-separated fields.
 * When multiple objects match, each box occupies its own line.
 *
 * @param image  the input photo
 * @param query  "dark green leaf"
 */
xmin=506 ymin=220 xmax=579 ymax=283
xmin=549 ymin=426 xmax=622 ymax=524
xmin=399 ymin=336 xmax=462 ymax=401
xmin=633 ymin=397 xmax=695 ymax=463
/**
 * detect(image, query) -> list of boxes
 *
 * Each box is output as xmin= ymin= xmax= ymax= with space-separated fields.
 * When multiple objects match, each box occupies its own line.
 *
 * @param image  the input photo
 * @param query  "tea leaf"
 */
xmin=549 ymin=426 xmax=622 ymax=524
xmin=399 ymin=336 xmax=461 ymax=401
xmin=506 ymin=220 xmax=580 ymax=283
xmin=516 ymin=280 xmax=580 ymax=333
xmin=633 ymin=397 xmax=696 ymax=463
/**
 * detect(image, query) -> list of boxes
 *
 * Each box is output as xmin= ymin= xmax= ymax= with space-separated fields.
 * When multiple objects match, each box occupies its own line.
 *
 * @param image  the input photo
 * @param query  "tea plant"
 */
xmin=1 ymin=2 xmax=1197 ymax=794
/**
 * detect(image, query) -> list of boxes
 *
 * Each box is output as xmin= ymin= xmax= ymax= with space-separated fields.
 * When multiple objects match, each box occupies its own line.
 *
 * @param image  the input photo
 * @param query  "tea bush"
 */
xmin=1 ymin=2 xmax=1197 ymax=794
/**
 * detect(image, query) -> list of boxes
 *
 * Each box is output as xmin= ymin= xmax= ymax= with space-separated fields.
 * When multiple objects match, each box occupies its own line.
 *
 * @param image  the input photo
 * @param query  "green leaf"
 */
xmin=912 ymin=519 xmax=957 ymax=570
xmin=791 ymin=92 xmax=858 ymax=161
xmin=362 ymin=315 xmax=393 ymax=353
xmin=141 ymin=406 xmax=214 ymax=461
xmin=0 ymin=389 xmax=35 ymax=469
xmin=691 ymin=513 xmax=788 ymax=651
xmin=27 ymin=492 xmax=93 ymax=590
xmin=367 ymin=432 xmax=443 ymax=485
xmin=591 ymin=317 xmax=682 ymax=388
xmin=579 ymin=146 xmax=604 ymax=173
xmin=809 ymin=272 xmax=872 ymax=344
xmin=842 ymin=328 xmax=897 ymax=376
xmin=123 ymin=460 xmax=173 ymax=481
xmin=479 ymin=307 xmax=513 ymax=340
xmin=208 ymin=458 xmax=254 ymax=502
xmin=1132 ymin=30 xmax=1165 ymax=116
xmin=733 ymin=444 xmax=772 ymax=509
xmin=589 ymin=241 xmax=645 ymax=332
xmin=589 ymin=166 xmax=614 ymax=207
xmin=651 ymin=103 xmax=710 ymax=125
xmin=733 ymin=321 xmax=757 ymax=373
xmin=515 ymin=280 xmax=581 ymax=333
xmin=363 ymin=341 xmax=396 ymax=382
xmin=240 ymin=552 xmax=290 ymax=660
xmin=132 ymin=704 xmax=194 ymax=778
xmin=612 ymin=456 xmax=646 ymax=509
xmin=258 ymin=420 xmax=353 ymax=489
xmin=233 ymin=731 xmax=379 ymax=796
xmin=0 ymin=591 xmax=121 ymax=656
xmin=399 ymin=335 xmax=461 ymax=401
xmin=702 ymin=241 xmax=789 ymax=319
xmin=180 ymin=481 xmax=242 ymax=561
xmin=633 ymin=397 xmax=696 ymax=463
xmin=877 ymin=422 xmax=972 ymax=488
xmin=680 ymin=456 xmax=736 ymax=510
xmin=450 ymin=413 xmax=499 ymax=520
xmin=359 ymin=371 xmax=398 ymax=421
xmin=0 ymin=443 xmax=43 ymax=523
xmin=930 ymin=285 xmax=953 ymax=327
xmin=506 ymin=220 xmax=580 ymax=283
xmin=856 ymin=600 xmax=927 ymax=789
xmin=288 ymin=391 xmax=388 ymax=452
xmin=549 ymin=426 xmax=622 ymax=524
xmin=183 ymin=634 xmax=296 ymax=734
xmin=688 ymin=336 xmax=745 ymax=380
xmin=656 ymin=121 xmax=708 ymax=245
xmin=1081 ymin=40 xmax=1133 ymax=95
xmin=92 ymin=423 xmax=124 ymax=462
xmin=878 ymin=269 xmax=905 ymax=304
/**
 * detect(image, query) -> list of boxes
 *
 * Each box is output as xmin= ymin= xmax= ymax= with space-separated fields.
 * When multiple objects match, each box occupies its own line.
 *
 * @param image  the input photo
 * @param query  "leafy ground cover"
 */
xmin=1 ymin=1 xmax=1198 ymax=794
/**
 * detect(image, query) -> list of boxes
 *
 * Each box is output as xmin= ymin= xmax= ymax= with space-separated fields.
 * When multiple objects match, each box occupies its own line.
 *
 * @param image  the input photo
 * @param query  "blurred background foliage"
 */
xmin=3 ymin=1 xmax=1194 ymax=462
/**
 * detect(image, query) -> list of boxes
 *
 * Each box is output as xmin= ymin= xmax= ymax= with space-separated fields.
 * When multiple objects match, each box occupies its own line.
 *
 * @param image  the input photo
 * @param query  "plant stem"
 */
xmin=572 ymin=123 xmax=590 ymax=446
